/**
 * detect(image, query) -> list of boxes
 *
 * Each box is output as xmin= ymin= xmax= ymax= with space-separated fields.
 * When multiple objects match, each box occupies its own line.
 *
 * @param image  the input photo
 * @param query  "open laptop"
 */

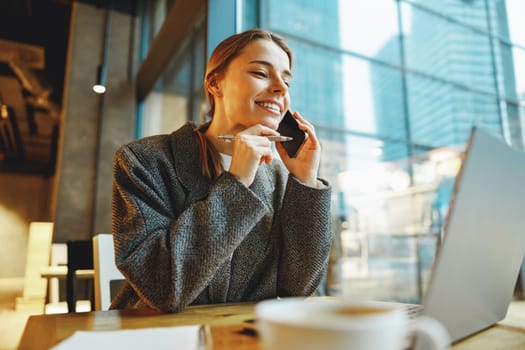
xmin=408 ymin=126 xmax=525 ymax=346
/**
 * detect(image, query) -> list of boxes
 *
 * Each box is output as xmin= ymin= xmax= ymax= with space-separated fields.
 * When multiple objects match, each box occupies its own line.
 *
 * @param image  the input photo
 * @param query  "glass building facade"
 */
xmin=136 ymin=0 xmax=525 ymax=303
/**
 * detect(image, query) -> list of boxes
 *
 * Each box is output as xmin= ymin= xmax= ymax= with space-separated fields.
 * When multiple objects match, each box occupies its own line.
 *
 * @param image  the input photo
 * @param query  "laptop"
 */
xmin=408 ymin=126 xmax=525 ymax=346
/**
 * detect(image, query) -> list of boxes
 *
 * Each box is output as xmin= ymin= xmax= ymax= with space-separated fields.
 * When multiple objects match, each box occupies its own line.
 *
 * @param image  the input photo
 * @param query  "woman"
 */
xmin=111 ymin=29 xmax=332 ymax=313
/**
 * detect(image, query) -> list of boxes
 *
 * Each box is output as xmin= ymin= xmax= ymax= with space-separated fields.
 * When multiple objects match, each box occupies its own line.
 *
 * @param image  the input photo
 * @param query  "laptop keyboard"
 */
xmin=404 ymin=303 xmax=424 ymax=319
xmin=402 ymin=304 xmax=425 ymax=349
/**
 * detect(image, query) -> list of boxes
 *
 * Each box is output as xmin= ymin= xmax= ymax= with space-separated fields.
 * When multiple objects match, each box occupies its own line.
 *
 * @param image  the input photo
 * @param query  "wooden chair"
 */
xmin=15 ymin=222 xmax=54 ymax=312
xmin=92 ymin=234 xmax=125 ymax=310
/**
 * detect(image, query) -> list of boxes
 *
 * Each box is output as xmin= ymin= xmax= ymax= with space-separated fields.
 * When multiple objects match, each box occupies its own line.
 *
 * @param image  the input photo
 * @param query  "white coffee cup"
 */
xmin=255 ymin=297 xmax=450 ymax=350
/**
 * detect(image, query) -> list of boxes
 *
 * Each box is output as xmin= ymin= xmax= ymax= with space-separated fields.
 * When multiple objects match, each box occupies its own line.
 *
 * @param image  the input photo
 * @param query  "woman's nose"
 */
xmin=271 ymin=77 xmax=288 ymax=94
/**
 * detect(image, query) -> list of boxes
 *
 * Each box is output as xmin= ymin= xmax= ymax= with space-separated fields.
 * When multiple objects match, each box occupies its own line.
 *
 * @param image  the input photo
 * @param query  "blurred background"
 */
xmin=0 ymin=0 xmax=524 ymax=311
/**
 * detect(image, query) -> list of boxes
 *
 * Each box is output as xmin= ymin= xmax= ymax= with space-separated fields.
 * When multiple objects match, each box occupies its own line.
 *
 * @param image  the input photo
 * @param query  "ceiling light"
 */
xmin=93 ymin=5 xmax=112 ymax=95
xmin=0 ymin=103 xmax=8 ymax=119
xmin=93 ymin=64 xmax=107 ymax=94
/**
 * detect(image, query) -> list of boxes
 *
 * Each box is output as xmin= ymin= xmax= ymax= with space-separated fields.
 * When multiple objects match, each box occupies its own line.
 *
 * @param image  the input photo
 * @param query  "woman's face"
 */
xmin=213 ymin=39 xmax=292 ymax=132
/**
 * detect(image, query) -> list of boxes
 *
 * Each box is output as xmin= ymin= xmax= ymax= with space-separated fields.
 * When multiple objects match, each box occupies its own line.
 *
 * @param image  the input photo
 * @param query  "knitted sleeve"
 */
xmin=277 ymin=175 xmax=332 ymax=296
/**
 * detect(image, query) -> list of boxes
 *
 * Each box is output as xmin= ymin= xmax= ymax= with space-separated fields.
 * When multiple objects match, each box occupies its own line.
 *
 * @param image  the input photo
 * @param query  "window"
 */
xmin=238 ymin=0 xmax=524 ymax=302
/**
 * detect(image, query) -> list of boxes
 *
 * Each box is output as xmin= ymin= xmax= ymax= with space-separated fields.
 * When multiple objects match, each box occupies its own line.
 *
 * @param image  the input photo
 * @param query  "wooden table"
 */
xmin=18 ymin=300 xmax=525 ymax=349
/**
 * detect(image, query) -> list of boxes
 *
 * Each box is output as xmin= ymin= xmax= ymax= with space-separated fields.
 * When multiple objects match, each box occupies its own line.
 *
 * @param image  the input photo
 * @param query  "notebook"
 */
xmin=409 ymin=126 xmax=525 ymax=346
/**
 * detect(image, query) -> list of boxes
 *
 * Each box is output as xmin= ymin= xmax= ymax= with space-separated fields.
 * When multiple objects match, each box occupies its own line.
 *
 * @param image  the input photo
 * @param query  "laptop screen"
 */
xmin=420 ymin=127 xmax=525 ymax=342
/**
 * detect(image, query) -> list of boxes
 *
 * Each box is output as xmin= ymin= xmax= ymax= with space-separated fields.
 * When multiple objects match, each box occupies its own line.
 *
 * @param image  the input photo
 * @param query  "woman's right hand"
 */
xmin=228 ymin=125 xmax=279 ymax=187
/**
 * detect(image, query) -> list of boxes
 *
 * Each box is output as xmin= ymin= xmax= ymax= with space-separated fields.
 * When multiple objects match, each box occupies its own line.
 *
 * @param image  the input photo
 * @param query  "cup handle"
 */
xmin=410 ymin=316 xmax=451 ymax=350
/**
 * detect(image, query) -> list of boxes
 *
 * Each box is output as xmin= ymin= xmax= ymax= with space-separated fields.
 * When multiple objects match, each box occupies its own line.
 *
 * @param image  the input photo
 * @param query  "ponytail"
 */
xmin=194 ymin=124 xmax=224 ymax=179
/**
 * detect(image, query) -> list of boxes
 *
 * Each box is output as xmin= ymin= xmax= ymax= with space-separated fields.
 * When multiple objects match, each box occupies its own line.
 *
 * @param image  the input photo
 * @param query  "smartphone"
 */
xmin=277 ymin=110 xmax=306 ymax=158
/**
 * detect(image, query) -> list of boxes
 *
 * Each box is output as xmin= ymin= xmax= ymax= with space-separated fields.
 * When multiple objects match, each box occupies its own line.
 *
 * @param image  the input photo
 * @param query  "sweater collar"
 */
xmin=169 ymin=121 xmax=211 ymax=199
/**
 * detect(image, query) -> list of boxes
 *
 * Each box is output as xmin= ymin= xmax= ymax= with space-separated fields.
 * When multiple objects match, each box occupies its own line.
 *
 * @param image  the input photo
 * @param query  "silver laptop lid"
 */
xmin=422 ymin=127 xmax=525 ymax=342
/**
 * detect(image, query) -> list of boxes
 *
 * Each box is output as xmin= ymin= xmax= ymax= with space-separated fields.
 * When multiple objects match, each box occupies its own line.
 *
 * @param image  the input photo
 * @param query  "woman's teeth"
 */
xmin=257 ymin=102 xmax=280 ymax=113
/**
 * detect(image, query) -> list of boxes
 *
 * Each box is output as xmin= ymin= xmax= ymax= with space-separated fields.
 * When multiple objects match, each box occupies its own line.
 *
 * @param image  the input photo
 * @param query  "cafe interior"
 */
xmin=1 ymin=0 xmax=525 ymax=349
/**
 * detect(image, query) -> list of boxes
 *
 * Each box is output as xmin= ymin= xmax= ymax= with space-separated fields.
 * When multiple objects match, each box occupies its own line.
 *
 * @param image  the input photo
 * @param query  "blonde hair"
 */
xmin=196 ymin=29 xmax=293 ymax=179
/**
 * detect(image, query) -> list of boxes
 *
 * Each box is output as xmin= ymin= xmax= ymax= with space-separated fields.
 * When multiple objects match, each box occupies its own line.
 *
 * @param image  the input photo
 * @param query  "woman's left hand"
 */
xmin=276 ymin=111 xmax=321 ymax=188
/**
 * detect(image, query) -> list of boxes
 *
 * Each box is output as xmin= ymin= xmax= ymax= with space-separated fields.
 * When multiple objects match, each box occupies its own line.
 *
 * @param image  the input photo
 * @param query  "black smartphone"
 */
xmin=277 ymin=110 xmax=306 ymax=158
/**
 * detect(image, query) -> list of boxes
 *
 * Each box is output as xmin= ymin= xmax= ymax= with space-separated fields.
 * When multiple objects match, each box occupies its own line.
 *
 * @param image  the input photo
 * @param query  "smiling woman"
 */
xmin=110 ymin=28 xmax=333 ymax=313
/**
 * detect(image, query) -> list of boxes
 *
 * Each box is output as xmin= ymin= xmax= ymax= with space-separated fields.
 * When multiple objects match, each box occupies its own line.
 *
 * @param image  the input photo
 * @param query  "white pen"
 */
xmin=218 ymin=135 xmax=293 ymax=142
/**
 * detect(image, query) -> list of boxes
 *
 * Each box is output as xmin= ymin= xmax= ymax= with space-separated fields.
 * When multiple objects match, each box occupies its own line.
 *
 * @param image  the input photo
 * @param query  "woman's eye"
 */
xmin=252 ymin=71 xmax=268 ymax=78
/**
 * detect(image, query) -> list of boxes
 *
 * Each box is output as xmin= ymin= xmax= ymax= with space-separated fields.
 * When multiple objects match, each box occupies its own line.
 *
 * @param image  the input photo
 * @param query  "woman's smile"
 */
xmin=255 ymin=100 xmax=282 ymax=115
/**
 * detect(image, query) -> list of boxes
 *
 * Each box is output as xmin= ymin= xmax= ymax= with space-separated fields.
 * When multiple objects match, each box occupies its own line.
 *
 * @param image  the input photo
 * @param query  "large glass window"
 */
xmin=343 ymin=58 xmax=406 ymax=140
xmin=406 ymin=73 xmax=502 ymax=147
xmin=263 ymin=0 xmax=400 ymax=65
xmin=497 ymin=0 xmax=525 ymax=47
xmin=141 ymin=0 xmax=175 ymax=53
xmin=139 ymin=8 xmax=206 ymax=137
xmin=404 ymin=0 xmax=489 ymax=33
xmin=333 ymin=132 xmax=443 ymax=303
xmin=496 ymin=45 xmax=525 ymax=104
xmin=401 ymin=2 xmax=497 ymax=96
xmin=238 ymin=0 xmax=524 ymax=302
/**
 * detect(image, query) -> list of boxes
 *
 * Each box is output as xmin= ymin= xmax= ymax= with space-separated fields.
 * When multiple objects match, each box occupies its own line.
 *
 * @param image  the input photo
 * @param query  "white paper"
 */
xmin=51 ymin=325 xmax=201 ymax=350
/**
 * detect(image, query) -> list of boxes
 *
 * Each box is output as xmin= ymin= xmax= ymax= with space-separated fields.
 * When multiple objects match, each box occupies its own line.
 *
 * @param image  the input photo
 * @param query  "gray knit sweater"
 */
xmin=110 ymin=122 xmax=332 ymax=313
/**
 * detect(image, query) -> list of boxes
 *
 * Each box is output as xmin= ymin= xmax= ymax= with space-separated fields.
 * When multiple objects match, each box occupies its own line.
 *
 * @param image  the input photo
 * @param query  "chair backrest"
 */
xmin=67 ymin=240 xmax=93 ymax=271
xmin=92 ymin=233 xmax=125 ymax=310
xmin=66 ymin=239 xmax=94 ymax=312
xmin=16 ymin=222 xmax=53 ymax=312
xmin=22 ymin=222 xmax=54 ymax=297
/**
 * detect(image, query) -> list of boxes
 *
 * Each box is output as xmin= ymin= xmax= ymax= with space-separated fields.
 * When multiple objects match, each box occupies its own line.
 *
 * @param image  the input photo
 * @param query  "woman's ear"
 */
xmin=207 ymin=75 xmax=223 ymax=98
